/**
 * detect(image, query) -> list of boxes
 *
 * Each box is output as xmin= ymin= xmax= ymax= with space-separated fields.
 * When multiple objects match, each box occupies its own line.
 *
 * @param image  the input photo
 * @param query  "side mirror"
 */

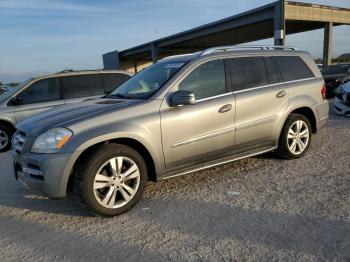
xmin=169 ymin=90 xmax=196 ymax=107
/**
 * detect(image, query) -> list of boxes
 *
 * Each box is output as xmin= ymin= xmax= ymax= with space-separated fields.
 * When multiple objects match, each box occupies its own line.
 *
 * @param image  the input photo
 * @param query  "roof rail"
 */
xmin=58 ymin=69 xmax=74 ymax=73
xmin=201 ymin=45 xmax=299 ymax=56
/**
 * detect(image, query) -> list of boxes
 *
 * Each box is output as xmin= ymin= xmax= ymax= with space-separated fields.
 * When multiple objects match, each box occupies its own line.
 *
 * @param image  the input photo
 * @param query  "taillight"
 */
xmin=321 ymin=82 xmax=326 ymax=100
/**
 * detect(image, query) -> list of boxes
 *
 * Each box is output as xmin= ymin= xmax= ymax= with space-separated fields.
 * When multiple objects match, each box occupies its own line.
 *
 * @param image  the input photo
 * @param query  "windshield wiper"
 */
xmin=107 ymin=93 xmax=132 ymax=99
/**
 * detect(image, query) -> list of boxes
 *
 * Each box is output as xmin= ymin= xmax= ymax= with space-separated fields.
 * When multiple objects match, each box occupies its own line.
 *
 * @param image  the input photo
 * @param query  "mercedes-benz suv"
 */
xmin=12 ymin=46 xmax=329 ymax=217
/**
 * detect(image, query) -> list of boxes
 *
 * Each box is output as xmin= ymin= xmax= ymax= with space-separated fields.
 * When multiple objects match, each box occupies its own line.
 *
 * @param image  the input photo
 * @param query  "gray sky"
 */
xmin=0 ymin=0 xmax=349 ymax=82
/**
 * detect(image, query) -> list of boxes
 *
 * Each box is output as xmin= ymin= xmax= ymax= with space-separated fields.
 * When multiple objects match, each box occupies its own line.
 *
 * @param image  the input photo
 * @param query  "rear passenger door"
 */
xmin=101 ymin=73 xmax=131 ymax=94
xmin=227 ymin=56 xmax=289 ymax=149
xmin=60 ymin=74 xmax=105 ymax=104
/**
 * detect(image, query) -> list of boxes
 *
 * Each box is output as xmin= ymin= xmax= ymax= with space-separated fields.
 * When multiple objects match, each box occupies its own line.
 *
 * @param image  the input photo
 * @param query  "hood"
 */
xmin=17 ymin=98 xmax=140 ymax=136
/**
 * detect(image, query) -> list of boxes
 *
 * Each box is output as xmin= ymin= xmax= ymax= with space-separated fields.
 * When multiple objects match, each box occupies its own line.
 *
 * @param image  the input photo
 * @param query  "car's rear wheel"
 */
xmin=0 ymin=124 xmax=14 ymax=153
xmin=276 ymin=113 xmax=312 ymax=159
xmin=74 ymin=144 xmax=147 ymax=217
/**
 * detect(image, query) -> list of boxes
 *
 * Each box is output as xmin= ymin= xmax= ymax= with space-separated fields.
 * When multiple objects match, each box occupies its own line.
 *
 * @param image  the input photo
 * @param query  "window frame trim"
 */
xmin=232 ymin=76 xmax=316 ymax=95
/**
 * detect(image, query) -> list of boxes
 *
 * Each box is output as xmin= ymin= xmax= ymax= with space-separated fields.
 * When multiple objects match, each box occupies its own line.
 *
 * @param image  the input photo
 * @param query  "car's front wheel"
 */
xmin=0 ymin=124 xmax=14 ymax=153
xmin=75 ymin=144 xmax=147 ymax=217
xmin=276 ymin=113 xmax=312 ymax=159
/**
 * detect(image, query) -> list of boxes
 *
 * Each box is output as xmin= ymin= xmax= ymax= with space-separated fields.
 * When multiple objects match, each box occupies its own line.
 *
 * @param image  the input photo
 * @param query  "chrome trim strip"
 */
xmin=196 ymin=92 xmax=233 ymax=103
xmin=236 ymin=115 xmax=277 ymax=131
xmin=23 ymin=167 xmax=43 ymax=177
xmin=172 ymin=127 xmax=235 ymax=148
xmin=162 ymin=147 xmax=276 ymax=180
xmin=232 ymin=77 xmax=316 ymax=95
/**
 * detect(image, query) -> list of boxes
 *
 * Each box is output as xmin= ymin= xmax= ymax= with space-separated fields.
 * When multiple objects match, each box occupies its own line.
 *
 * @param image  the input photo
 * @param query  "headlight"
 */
xmin=31 ymin=128 xmax=72 ymax=153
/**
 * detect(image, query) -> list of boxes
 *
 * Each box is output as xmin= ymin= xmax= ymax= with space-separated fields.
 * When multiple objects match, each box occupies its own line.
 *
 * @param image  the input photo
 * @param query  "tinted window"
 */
xmin=102 ymin=73 xmax=130 ymax=93
xmin=274 ymin=56 xmax=314 ymax=82
xmin=227 ymin=57 xmax=268 ymax=91
xmin=18 ymin=78 xmax=60 ymax=104
xmin=178 ymin=59 xmax=226 ymax=100
xmin=61 ymin=74 xmax=104 ymax=99
xmin=264 ymin=57 xmax=280 ymax=84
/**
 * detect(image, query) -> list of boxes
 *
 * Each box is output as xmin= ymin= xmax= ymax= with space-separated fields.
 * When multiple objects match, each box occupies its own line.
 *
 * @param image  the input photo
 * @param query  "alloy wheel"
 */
xmin=287 ymin=120 xmax=310 ymax=155
xmin=93 ymin=156 xmax=141 ymax=209
xmin=0 ymin=130 xmax=9 ymax=150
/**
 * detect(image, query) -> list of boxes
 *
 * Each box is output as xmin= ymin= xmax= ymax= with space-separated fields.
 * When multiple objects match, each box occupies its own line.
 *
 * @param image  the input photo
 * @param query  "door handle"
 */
xmin=218 ymin=104 xmax=232 ymax=113
xmin=276 ymin=91 xmax=286 ymax=98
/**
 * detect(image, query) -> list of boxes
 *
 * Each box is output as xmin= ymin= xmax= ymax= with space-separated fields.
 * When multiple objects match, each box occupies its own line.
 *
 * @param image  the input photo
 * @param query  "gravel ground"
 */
xmin=0 ymin=103 xmax=349 ymax=261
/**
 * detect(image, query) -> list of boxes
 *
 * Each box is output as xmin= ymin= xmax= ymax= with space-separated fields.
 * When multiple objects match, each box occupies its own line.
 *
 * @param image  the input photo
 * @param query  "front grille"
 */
xmin=13 ymin=130 xmax=27 ymax=155
xmin=336 ymin=94 xmax=344 ymax=102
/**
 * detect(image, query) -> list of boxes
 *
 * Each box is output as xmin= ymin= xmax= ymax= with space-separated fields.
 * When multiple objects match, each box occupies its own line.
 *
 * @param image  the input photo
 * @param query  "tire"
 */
xmin=276 ymin=113 xmax=312 ymax=159
xmin=0 ymin=124 xmax=14 ymax=153
xmin=74 ymin=144 xmax=148 ymax=217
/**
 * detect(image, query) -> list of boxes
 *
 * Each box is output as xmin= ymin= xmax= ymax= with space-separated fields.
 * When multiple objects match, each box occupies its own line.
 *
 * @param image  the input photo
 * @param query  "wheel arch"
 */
xmin=0 ymin=118 xmax=16 ymax=131
xmin=277 ymin=106 xmax=317 ymax=144
xmin=66 ymin=137 xmax=158 ymax=194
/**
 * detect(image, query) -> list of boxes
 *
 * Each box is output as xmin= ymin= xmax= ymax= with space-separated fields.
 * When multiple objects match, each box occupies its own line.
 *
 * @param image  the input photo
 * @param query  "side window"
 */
xmin=273 ymin=56 xmax=314 ymax=82
xmin=264 ymin=57 xmax=280 ymax=84
xmin=102 ymin=73 xmax=130 ymax=93
xmin=18 ymin=78 xmax=60 ymax=105
xmin=60 ymin=74 xmax=104 ymax=99
xmin=227 ymin=57 xmax=268 ymax=91
xmin=178 ymin=59 xmax=226 ymax=100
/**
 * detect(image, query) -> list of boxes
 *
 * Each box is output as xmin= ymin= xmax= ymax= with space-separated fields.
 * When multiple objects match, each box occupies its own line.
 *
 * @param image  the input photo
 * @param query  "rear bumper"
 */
xmin=334 ymin=98 xmax=350 ymax=117
xmin=313 ymin=100 xmax=329 ymax=130
xmin=11 ymin=150 xmax=74 ymax=198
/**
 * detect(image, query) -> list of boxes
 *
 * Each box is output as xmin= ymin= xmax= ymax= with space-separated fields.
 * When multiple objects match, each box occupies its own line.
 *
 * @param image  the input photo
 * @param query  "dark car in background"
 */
xmin=0 ymin=70 xmax=132 ymax=152
xmin=321 ymin=63 xmax=350 ymax=98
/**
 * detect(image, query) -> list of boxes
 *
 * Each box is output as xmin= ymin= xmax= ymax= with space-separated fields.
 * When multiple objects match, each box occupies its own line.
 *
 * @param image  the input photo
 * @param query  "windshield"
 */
xmin=109 ymin=62 xmax=185 ymax=99
xmin=0 ymin=79 xmax=31 ymax=103
xmin=322 ymin=64 xmax=350 ymax=75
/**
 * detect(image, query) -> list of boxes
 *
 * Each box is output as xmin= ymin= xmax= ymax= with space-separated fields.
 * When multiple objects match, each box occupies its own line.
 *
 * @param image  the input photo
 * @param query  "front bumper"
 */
xmin=11 ymin=150 xmax=74 ymax=198
xmin=334 ymin=97 xmax=350 ymax=117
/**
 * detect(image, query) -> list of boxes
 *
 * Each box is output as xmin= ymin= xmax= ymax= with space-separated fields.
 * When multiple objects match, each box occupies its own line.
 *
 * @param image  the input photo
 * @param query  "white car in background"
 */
xmin=334 ymin=80 xmax=350 ymax=117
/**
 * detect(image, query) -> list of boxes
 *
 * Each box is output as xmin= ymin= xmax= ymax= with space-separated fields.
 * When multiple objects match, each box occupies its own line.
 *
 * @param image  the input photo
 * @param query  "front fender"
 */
xmin=58 ymin=123 xmax=164 ymax=196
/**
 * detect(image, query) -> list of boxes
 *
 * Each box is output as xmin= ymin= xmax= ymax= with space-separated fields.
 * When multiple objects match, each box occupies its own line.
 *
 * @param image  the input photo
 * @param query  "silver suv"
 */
xmin=12 ymin=46 xmax=329 ymax=217
xmin=0 ymin=70 xmax=131 ymax=152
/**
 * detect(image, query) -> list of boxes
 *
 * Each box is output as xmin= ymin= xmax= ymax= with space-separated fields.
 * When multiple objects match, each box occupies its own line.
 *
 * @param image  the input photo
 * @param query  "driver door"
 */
xmin=160 ymin=59 xmax=235 ymax=169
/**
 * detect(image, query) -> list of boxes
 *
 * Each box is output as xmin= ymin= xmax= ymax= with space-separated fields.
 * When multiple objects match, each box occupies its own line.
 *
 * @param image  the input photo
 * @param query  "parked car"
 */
xmin=0 ymin=86 xmax=8 ymax=94
xmin=12 ymin=46 xmax=329 ymax=217
xmin=334 ymin=80 xmax=350 ymax=116
xmin=0 ymin=70 xmax=132 ymax=152
xmin=321 ymin=63 xmax=350 ymax=98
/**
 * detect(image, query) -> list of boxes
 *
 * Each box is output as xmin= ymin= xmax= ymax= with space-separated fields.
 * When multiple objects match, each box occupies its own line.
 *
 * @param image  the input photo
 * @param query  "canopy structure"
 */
xmin=103 ymin=0 xmax=350 ymax=73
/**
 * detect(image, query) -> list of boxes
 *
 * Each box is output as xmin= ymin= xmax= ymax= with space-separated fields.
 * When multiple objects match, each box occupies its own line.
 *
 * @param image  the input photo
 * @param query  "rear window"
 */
xmin=273 ymin=56 xmax=314 ymax=82
xmin=322 ymin=64 xmax=350 ymax=75
xmin=102 ymin=73 xmax=130 ymax=93
xmin=60 ymin=74 xmax=104 ymax=99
